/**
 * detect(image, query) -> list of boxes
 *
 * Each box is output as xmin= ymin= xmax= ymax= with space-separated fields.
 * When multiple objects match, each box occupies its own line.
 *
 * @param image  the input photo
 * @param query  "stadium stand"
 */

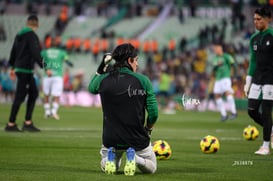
xmin=61 ymin=16 xmax=107 ymax=40
xmin=141 ymin=16 xmax=222 ymax=50
xmin=106 ymin=16 xmax=155 ymax=39
xmin=0 ymin=15 xmax=56 ymax=59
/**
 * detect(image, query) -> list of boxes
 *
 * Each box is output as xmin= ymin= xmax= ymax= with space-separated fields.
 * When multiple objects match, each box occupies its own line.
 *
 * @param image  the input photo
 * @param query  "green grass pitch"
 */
xmin=0 ymin=104 xmax=273 ymax=181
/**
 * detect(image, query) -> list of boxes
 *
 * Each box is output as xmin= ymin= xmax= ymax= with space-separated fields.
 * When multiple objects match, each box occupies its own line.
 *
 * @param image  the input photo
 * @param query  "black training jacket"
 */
xmin=248 ymin=28 xmax=273 ymax=84
xmin=9 ymin=26 xmax=43 ymax=73
xmin=89 ymin=67 xmax=158 ymax=151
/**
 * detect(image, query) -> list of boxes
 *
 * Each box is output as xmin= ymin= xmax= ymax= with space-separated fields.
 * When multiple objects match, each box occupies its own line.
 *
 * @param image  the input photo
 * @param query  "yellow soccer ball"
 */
xmin=243 ymin=125 xmax=259 ymax=140
xmin=152 ymin=140 xmax=172 ymax=160
xmin=200 ymin=135 xmax=220 ymax=154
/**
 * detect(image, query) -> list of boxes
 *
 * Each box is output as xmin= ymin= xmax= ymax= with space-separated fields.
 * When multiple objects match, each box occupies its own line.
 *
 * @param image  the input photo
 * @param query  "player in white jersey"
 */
xmin=41 ymin=43 xmax=73 ymax=120
xmin=212 ymin=42 xmax=237 ymax=121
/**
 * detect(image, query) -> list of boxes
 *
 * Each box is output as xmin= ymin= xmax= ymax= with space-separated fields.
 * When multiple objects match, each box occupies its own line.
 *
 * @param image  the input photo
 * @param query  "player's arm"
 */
xmin=96 ymin=53 xmax=112 ymax=75
xmin=44 ymin=62 xmax=52 ymax=77
xmin=64 ymin=54 xmax=73 ymax=67
xmin=231 ymin=63 xmax=237 ymax=78
xmin=65 ymin=60 xmax=73 ymax=67
xmin=144 ymin=76 xmax=158 ymax=135
xmin=244 ymin=37 xmax=256 ymax=96
xmin=89 ymin=53 xmax=112 ymax=93
xmin=247 ymin=52 xmax=256 ymax=77
xmin=40 ymin=50 xmax=51 ymax=77
xmin=88 ymin=73 xmax=107 ymax=94
xmin=8 ymin=36 xmax=17 ymax=69
xmin=8 ymin=37 xmax=17 ymax=77
xmin=211 ymin=57 xmax=218 ymax=78
xmin=29 ymin=32 xmax=44 ymax=68
xmin=229 ymin=55 xmax=237 ymax=78
xmin=211 ymin=68 xmax=216 ymax=78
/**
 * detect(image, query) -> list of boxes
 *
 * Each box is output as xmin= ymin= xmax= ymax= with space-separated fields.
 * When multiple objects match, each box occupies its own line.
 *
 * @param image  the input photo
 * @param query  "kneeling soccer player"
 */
xmin=88 ymin=43 xmax=158 ymax=175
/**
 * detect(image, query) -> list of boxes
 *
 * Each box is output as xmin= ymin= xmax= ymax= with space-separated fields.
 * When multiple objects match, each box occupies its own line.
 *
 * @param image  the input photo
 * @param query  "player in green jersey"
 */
xmin=41 ymin=41 xmax=73 ymax=120
xmin=212 ymin=42 xmax=237 ymax=121
xmin=244 ymin=6 xmax=273 ymax=155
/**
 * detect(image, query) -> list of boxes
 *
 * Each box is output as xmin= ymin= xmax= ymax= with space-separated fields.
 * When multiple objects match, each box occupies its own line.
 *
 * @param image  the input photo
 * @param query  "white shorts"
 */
xmin=248 ymin=83 xmax=273 ymax=100
xmin=213 ymin=78 xmax=234 ymax=94
xmin=43 ymin=76 xmax=64 ymax=97
xmin=100 ymin=143 xmax=157 ymax=174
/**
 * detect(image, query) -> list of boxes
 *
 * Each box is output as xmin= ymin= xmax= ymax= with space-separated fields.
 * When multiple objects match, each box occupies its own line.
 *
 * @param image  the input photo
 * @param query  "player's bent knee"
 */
xmin=137 ymin=160 xmax=157 ymax=174
xmin=100 ymin=159 xmax=106 ymax=172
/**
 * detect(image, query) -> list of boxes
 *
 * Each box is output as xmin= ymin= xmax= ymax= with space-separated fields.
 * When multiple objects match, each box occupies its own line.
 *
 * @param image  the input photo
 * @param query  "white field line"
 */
xmin=41 ymin=127 xmax=93 ymax=131
xmin=186 ymin=136 xmax=244 ymax=141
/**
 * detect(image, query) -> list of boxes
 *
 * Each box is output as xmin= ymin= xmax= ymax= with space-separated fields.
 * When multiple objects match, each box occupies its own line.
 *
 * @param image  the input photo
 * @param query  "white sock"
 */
xmin=44 ymin=103 xmax=51 ymax=115
xmin=215 ymin=98 xmax=226 ymax=117
xmin=262 ymin=141 xmax=270 ymax=148
xmin=227 ymin=95 xmax=236 ymax=114
xmin=51 ymin=102 xmax=59 ymax=115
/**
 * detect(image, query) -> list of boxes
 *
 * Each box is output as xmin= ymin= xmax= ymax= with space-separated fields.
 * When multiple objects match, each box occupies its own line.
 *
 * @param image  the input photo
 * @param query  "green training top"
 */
xmin=41 ymin=47 xmax=69 ymax=77
xmin=248 ymin=28 xmax=273 ymax=84
xmin=212 ymin=53 xmax=235 ymax=80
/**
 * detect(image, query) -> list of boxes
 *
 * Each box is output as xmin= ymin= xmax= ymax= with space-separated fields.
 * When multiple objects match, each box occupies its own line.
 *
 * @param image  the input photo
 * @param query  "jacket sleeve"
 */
xmin=8 ymin=37 xmax=17 ymax=68
xmin=247 ymin=35 xmax=256 ymax=76
xmin=29 ymin=32 xmax=43 ymax=68
xmin=144 ymin=76 xmax=158 ymax=125
xmin=88 ymin=74 xmax=107 ymax=94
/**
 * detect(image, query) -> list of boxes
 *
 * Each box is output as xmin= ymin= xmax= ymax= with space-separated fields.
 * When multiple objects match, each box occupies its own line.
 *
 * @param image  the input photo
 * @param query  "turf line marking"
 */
xmin=41 ymin=128 xmax=94 ymax=131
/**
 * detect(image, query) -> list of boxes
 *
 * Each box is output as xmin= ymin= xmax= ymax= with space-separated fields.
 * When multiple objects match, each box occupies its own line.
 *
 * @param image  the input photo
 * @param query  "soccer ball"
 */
xmin=152 ymin=140 xmax=172 ymax=160
xmin=200 ymin=135 xmax=220 ymax=154
xmin=243 ymin=125 xmax=259 ymax=140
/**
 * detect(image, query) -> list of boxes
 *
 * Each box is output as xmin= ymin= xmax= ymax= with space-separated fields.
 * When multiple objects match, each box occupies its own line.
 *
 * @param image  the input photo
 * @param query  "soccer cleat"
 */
xmin=52 ymin=114 xmax=60 ymax=120
xmin=44 ymin=114 xmax=51 ymax=119
xmin=22 ymin=122 xmax=41 ymax=132
xmin=5 ymin=124 xmax=21 ymax=132
xmin=229 ymin=113 xmax=237 ymax=120
xmin=124 ymin=147 xmax=136 ymax=176
xmin=254 ymin=147 xmax=270 ymax=155
xmin=105 ymin=147 xmax=116 ymax=174
xmin=220 ymin=115 xmax=228 ymax=122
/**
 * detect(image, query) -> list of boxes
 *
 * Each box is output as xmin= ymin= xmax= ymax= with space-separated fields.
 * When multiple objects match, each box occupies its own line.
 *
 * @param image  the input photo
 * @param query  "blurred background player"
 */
xmin=41 ymin=39 xmax=73 ymax=120
xmin=204 ymin=76 xmax=216 ymax=111
xmin=0 ymin=62 xmax=16 ymax=103
xmin=211 ymin=41 xmax=237 ymax=121
xmin=244 ymin=6 xmax=273 ymax=155
xmin=157 ymin=68 xmax=176 ymax=114
xmin=5 ymin=14 xmax=43 ymax=132
xmin=89 ymin=43 xmax=158 ymax=176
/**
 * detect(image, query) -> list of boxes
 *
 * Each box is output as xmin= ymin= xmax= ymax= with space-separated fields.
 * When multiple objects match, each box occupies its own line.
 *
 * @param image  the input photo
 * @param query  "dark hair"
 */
xmin=212 ymin=39 xmax=223 ymax=46
xmin=255 ymin=6 xmax=272 ymax=18
xmin=111 ymin=43 xmax=137 ymax=70
xmin=27 ymin=14 xmax=39 ymax=22
xmin=112 ymin=43 xmax=137 ymax=62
